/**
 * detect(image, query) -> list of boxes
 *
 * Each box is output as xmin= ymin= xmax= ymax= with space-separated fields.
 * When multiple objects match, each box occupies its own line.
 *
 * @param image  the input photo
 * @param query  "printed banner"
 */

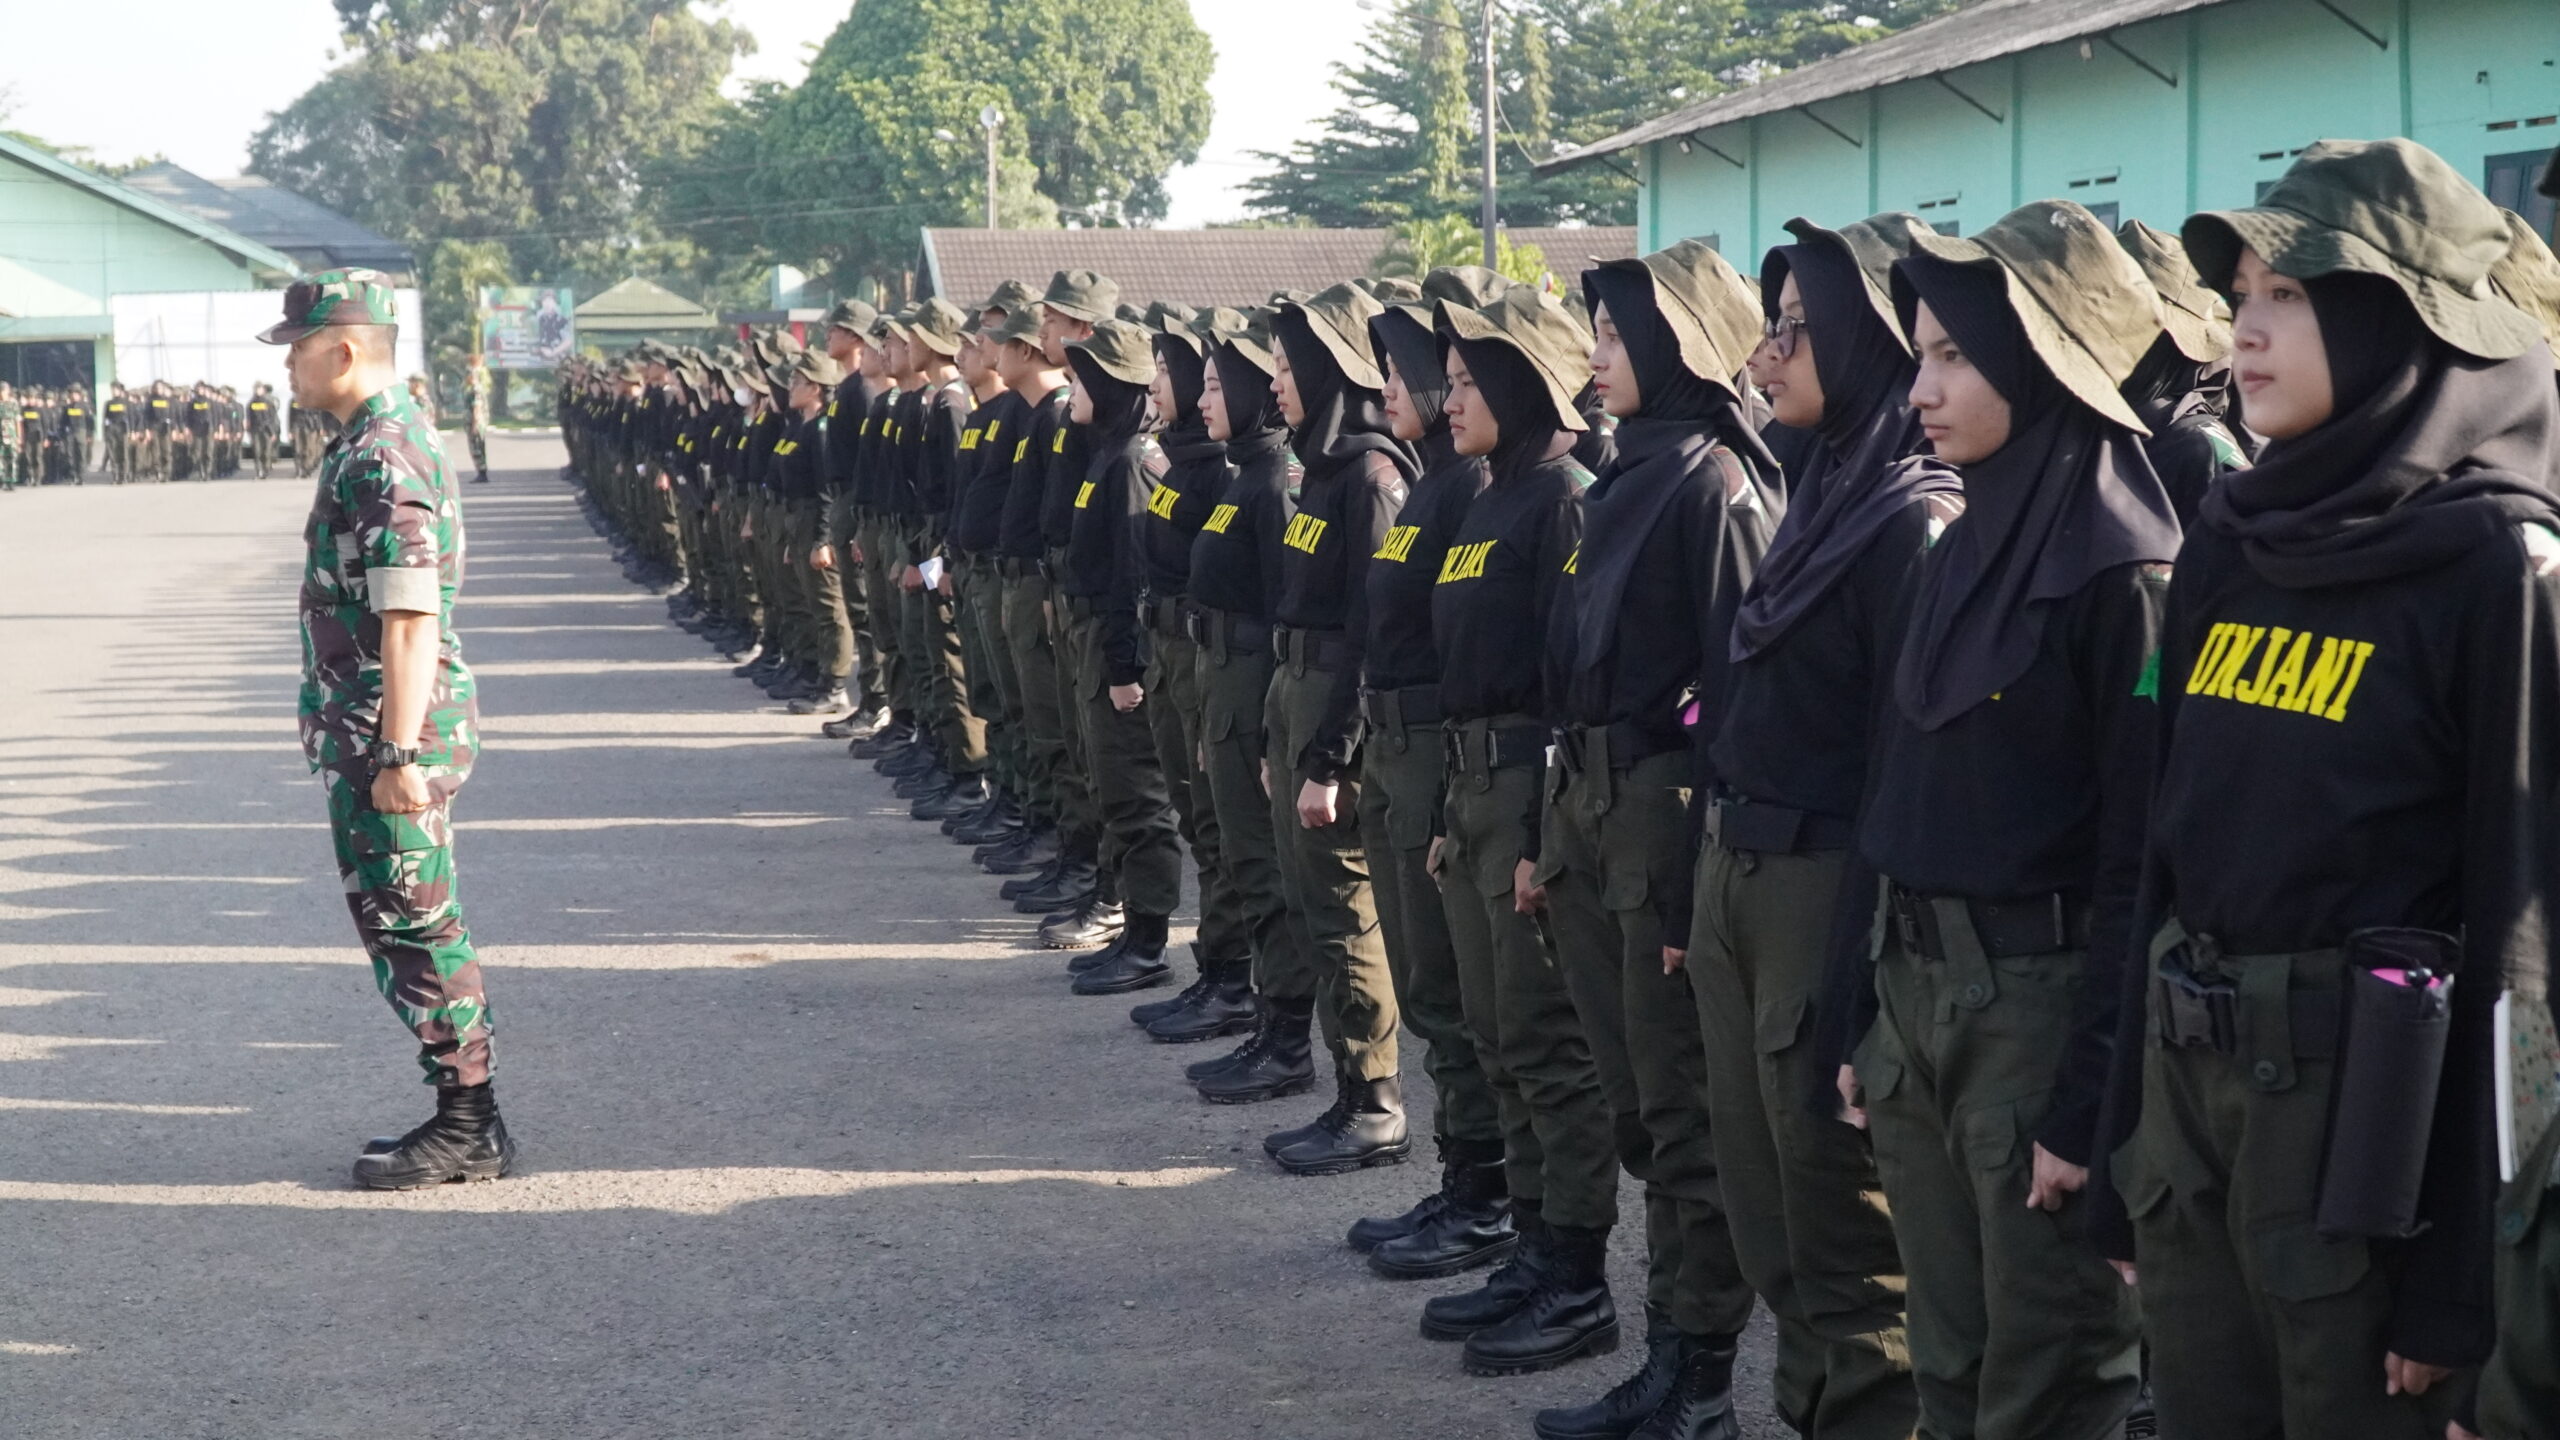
xmin=479 ymin=286 xmax=575 ymax=369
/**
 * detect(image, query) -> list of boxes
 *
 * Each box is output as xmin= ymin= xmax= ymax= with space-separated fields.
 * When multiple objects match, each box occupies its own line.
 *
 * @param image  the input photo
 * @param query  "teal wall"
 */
xmin=1636 ymin=0 xmax=2560 ymax=264
xmin=0 ymin=152 xmax=265 ymax=338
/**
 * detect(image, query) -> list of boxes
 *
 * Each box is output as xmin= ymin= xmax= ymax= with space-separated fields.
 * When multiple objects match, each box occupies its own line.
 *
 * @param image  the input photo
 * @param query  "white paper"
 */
xmin=918 ymin=556 xmax=946 ymax=591
xmin=2496 ymin=989 xmax=2518 ymax=1184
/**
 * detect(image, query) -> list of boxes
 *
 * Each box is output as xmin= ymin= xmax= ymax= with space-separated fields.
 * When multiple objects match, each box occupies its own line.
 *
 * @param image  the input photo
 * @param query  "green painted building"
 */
xmin=1544 ymin=0 xmax=2560 ymax=262
xmin=0 ymin=133 xmax=298 ymax=391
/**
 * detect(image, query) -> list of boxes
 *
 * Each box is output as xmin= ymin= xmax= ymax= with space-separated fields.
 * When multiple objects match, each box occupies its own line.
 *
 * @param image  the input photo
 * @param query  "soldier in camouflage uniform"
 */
xmin=259 ymin=269 xmax=516 ymax=1191
xmin=463 ymin=354 xmax=491 ymax=484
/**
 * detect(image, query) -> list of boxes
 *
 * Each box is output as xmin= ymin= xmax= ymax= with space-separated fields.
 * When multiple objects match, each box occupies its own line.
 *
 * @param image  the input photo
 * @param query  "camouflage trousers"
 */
xmin=465 ymin=422 xmax=488 ymax=480
xmin=321 ymin=759 xmax=492 ymax=1088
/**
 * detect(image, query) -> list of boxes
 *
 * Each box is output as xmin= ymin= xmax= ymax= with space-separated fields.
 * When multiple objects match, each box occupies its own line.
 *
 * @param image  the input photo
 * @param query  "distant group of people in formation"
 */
xmin=0 ymin=378 xmax=334 ymax=486
xmin=561 ymin=136 xmax=2560 ymax=1440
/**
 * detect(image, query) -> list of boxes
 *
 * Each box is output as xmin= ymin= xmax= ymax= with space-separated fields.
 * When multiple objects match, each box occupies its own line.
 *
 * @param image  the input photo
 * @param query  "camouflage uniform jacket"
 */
xmin=297 ymin=387 xmax=476 ymax=774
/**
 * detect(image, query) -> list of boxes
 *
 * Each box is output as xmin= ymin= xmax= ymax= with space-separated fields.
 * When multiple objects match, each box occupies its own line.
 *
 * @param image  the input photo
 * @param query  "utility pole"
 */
xmin=980 ymin=104 xmax=1004 ymax=230
xmin=1480 ymin=0 xmax=1498 ymax=271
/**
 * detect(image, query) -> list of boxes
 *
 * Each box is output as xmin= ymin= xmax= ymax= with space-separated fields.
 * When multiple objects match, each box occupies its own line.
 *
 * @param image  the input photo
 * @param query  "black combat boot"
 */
xmin=1421 ymin=1201 xmax=1548 ymax=1340
xmin=1625 ymin=1331 xmax=1740 ymax=1440
xmin=788 ymin=677 xmax=850 ymax=715
xmin=1194 ymin=996 xmax=1314 ymax=1104
xmin=1369 ymin=1139 xmax=1514 ymax=1278
xmin=1532 ymin=1304 xmax=1685 ymax=1440
xmin=1263 ymin=1070 xmax=1352 ymax=1157
xmin=1459 ymin=1222 xmax=1619 ymax=1376
xmin=914 ymin=773 xmax=988 ymax=821
xmin=880 ymin=737 xmax=938 ymax=779
xmin=1349 ymin=1139 xmax=1454 ymax=1253
xmin=1015 ymin=856 xmax=1098 ymax=914
xmin=1130 ymin=945 xmax=1215 ymax=1026
xmin=945 ymin=787 xmax=1011 ymax=839
xmin=1039 ymin=894 xmax=1123 ymax=949
xmin=1143 ymin=955 xmax=1259 ymax=1043
xmin=850 ymin=717 xmax=913 ymax=760
xmin=1072 ymin=912 xmax=1172 ymax=994
xmin=1273 ymin=1074 xmax=1410 ymax=1176
xmin=1186 ymin=1007 xmax=1270 ymax=1082
xmin=352 ymin=1082 xmax=518 ymax=1190
xmin=984 ymin=828 xmax=1059 ymax=877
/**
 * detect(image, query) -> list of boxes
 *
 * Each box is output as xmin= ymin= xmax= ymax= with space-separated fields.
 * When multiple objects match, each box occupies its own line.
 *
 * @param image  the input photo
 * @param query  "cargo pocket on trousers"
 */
xmin=1755 ymin=992 xmax=1809 ymax=1058
xmin=2253 ymin=1223 xmax=2372 ymax=1304
xmin=1963 ymin=1102 xmax=2021 ymax=1172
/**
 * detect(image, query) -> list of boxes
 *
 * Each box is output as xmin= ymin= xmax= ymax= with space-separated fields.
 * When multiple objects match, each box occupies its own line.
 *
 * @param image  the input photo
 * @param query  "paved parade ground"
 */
xmin=0 ymin=433 xmax=1776 ymax=1439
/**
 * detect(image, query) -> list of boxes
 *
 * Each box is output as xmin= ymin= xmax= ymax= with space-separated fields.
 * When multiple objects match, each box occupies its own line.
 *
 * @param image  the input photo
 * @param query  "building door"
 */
xmin=2485 ymin=149 xmax=2557 ymax=242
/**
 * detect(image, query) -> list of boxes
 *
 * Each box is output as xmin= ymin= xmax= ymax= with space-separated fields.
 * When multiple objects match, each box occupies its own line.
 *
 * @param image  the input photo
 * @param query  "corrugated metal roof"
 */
xmin=123 ymin=163 xmax=415 ymax=274
xmin=919 ymin=225 xmax=1638 ymax=309
xmin=0 ymin=136 xmax=301 ymax=276
xmin=1541 ymin=0 xmax=2236 ymax=173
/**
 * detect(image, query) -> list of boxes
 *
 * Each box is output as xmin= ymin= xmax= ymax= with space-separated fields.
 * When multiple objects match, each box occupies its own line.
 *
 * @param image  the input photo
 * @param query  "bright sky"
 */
xmin=0 ymin=0 xmax=1372 ymax=228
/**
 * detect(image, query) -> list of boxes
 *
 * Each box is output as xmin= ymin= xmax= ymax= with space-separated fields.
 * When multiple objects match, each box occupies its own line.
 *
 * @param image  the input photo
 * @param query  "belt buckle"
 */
xmin=1891 ymin=889 xmax=1926 ymax=957
xmin=2155 ymin=952 xmax=2238 ymax=1052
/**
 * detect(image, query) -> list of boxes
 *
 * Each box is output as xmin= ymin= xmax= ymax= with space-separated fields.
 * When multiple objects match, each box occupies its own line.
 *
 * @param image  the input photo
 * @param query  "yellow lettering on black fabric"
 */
xmin=2207 ymin=626 xmax=2266 ymax=699
xmin=2321 ymin=640 xmax=2376 ymax=721
xmin=2257 ymin=631 xmax=2312 ymax=712
xmin=2231 ymin=627 xmax=2292 ymax=705
xmin=961 ymin=427 xmax=980 ymax=451
xmin=1562 ymin=545 xmax=1579 ymax=576
xmin=1074 ymin=480 xmax=1096 ymax=509
xmin=2192 ymin=624 xmax=2380 ymax=723
xmin=1375 ymin=525 xmax=1419 ymax=562
xmin=2184 ymin=623 xmax=2235 ymax=694
xmin=1052 ymin=428 xmax=1067 ymax=454
xmin=985 ymin=420 xmax=1002 ymax=443
xmin=1437 ymin=539 xmax=1495 ymax=584
xmin=1283 ymin=512 xmax=1328 ymax=553
xmin=1147 ymin=485 xmax=1181 ymax=520
xmin=1203 ymin=503 xmax=1238 ymax=535
xmin=1013 ymin=438 xmax=1028 ymax=463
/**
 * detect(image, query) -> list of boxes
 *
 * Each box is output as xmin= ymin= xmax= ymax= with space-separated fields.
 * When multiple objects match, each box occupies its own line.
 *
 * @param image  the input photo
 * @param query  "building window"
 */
xmin=1932 ymin=221 xmax=1961 ymax=237
xmin=1693 ymin=233 xmax=1722 ymax=254
xmin=2083 ymin=202 xmax=2120 ymax=229
xmin=2484 ymin=149 xmax=2557 ymax=242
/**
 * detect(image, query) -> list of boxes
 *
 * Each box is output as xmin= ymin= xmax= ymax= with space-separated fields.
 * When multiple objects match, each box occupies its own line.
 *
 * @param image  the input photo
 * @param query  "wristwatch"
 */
xmin=368 ymin=737 xmax=421 ymax=770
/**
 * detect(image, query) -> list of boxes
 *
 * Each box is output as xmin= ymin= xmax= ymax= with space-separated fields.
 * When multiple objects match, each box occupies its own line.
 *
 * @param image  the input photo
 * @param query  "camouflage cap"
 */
xmin=1042 ymin=268 xmax=1121 ymax=323
xmin=826 ymin=297 xmax=880 ymax=336
xmin=1582 ymin=238 xmax=1762 ymax=395
xmin=256 ymin=268 xmax=399 ymax=345
xmin=907 ymin=297 xmax=968 ymax=356
xmin=1066 ymin=318 xmax=1159 ymax=387
xmin=1769 ymin=212 xmax=1935 ymax=349
xmin=1277 ymin=282 xmax=1389 ymax=391
xmin=977 ymin=278 xmax=1040 ymax=316
xmin=793 ymin=350 xmax=848 ymax=388
xmin=2117 ymin=219 xmax=2233 ymax=364
xmin=2183 ymin=137 xmax=2541 ymax=362
xmin=1435 ymin=286 xmax=1595 ymax=433
xmin=1895 ymin=199 xmax=2164 ymax=433
xmin=2488 ymin=209 xmax=2560 ymax=370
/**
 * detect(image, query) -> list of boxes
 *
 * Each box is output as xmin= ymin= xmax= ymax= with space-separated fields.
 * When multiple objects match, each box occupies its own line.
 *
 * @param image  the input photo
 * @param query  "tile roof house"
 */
xmin=122 ymin=163 xmax=416 ymax=279
xmin=918 ymin=226 xmax=1639 ymax=309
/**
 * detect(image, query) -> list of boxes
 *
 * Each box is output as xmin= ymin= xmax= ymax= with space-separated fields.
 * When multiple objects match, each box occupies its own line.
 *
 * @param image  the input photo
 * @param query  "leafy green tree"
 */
xmin=1372 ymin=215 xmax=1548 ymax=285
xmin=1245 ymin=0 xmax=1957 ymax=228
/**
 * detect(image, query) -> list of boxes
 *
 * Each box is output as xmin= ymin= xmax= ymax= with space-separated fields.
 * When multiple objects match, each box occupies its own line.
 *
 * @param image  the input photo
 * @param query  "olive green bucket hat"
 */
xmin=1767 ymin=212 xmax=1934 ymax=351
xmin=2182 ymin=137 xmax=2542 ymax=362
xmin=1160 ymin=306 xmax=1249 ymax=359
xmin=1896 ymin=198 xmax=2164 ymax=433
xmin=2116 ymin=219 xmax=2232 ymax=363
xmin=1584 ymin=237 xmax=1761 ymax=392
xmin=1042 ymin=268 xmax=1121 ymax=324
xmin=977 ymin=279 xmax=1039 ymax=316
xmin=907 ymin=297 xmax=967 ymax=357
xmin=825 ymin=297 xmax=879 ymax=337
xmin=1435 ymin=286 xmax=1595 ymax=432
xmin=989 ymin=306 xmax=1046 ymax=347
xmin=793 ymin=350 xmax=848 ymax=388
xmin=2487 ymin=209 xmax=2560 ymax=370
xmin=1143 ymin=299 xmax=1199 ymax=334
xmin=1278 ymin=282 xmax=1390 ymax=391
xmin=1065 ymin=318 xmax=1159 ymax=387
xmin=1372 ymin=266 xmax=1512 ymax=376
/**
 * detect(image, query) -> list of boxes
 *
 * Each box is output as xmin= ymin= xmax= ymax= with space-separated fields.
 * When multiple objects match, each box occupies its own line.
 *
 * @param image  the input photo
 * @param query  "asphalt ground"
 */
xmin=0 ymin=431 xmax=1780 ymax=1438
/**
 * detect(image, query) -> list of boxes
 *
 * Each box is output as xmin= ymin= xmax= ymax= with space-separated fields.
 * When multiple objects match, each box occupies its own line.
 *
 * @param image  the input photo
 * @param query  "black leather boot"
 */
xmin=1273 ymin=1074 xmax=1410 ymax=1176
xmin=984 ymin=828 xmax=1058 ymax=876
xmin=351 ymin=1082 xmax=518 ymax=1190
xmin=1039 ymin=894 xmax=1123 ymax=949
xmin=1460 ymin=1222 xmax=1619 ymax=1376
xmin=1015 ymin=857 xmax=1097 ymax=914
xmin=1072 ymin=912 xmax=1171 ymax=994
xmin=914 ymin=773 xmax=989 ymax=822
xmin=847 ymin=715 xmax=909 ymax=756
xmin=1130 ymin=944 xmax=1214 ymax=1027
xmin=1144 ymin=956 xmax=1259 ymax=1043
xmin=1263 ymin=1070 xmax=1352 ymax=1157
xmin=1194 ymin=996 xmax=1313 ymax=1104
xmin=1369 ymin=1141 xmax=1514 ymax=1278
xmin=1532 ymin=1304 xmax=1685 ymax=1440
xmin=892 ymin=763 xmax=950 ymax=801
xmin=1185 ymin=1009 xmax=1269 ymax=1081
xmin=1421 ymin=1202 xmax=1547 ymax=1340
xmin=1625 ymin=1332 xmax=1740 ymax=1440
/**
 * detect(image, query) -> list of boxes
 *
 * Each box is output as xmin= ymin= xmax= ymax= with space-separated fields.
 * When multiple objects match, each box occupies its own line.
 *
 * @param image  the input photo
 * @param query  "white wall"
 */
xmin=109 ymin=290 xmax=425 ymax=389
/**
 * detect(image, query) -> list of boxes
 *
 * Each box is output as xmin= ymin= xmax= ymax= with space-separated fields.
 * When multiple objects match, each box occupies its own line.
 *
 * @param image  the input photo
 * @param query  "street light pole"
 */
xmin=1480 ymin=0 xmax=1497 ymax=271
xmin=980 ymin=104 xmax=1004 ymax=230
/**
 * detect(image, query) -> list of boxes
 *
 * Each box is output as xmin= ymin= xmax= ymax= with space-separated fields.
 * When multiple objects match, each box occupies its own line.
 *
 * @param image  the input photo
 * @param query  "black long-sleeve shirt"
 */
xmin=1365 ymin=452 xmax=1483 ymax=691
xmin=1139 ymin=425 xmax=1228 ymax=600
xmin=852 ymin=386 xmax=900 ymax=513
xmin=908 ymin=381 xmax=969 ymax=552
xmin=1189 ymin=441 xmax=1295 ymax=622
xmin=1040 ymin=412 xmax=1090 ymax=552
xmin=1061 ymin=432 xmax=1163 ymax=686
xmin=772 ymin=408 xmax=825 ymax=502
xmin=1857 ymin=561 xmax=2168 ymax=1172
xmin=999 ymin=387 xmax=1070 ymax=561
xmin=949 ymin=390 xmax=1023 ymax=555
xmin=1275 ymin=450 xmax=1410 ymax=783
xmin=2104 ymin=518 xmax=2560 ymax=1366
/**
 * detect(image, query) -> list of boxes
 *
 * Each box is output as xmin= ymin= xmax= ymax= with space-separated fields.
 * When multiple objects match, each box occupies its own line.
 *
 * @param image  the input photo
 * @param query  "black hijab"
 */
xmin=1211 ymin=343 xmax=1290 ymax=464
xmin=1275 ymin=309 xmax=1411 ymax=477
xmin=1374 ymin=308 xmax=1463 ymax=476
xmin=1890 ymin=255 xmax=2184 ymax=730
xmin=1447 ymin=334 xmax=1566 ymax=490
xmin=1153 ymin=336 xmax=1224 ymax=463
xmin=2202 ymin=271 xmax=2560 ymax=586
xmin=1066 ymin=348 xmax=1150 ymax=450
xmin=1732 ymin=239 xmax=1962 ymax=659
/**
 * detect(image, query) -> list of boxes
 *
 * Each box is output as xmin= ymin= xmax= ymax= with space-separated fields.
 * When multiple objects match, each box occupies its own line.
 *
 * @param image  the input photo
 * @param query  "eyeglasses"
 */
xmin=1761 ymin=314 xmax=1811 ymax=361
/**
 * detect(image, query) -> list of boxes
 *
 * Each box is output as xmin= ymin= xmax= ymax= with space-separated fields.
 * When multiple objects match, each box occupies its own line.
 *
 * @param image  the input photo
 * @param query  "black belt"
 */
xmin=1890 ymin=885 xmax=2092 ymax=961
xmin=1705 ymin=797 xmax=1855 ymax=854
xmin=1558 ymin=721 xmax=1683 ymax=774
xmin=1145 ymin=594 xmax=1189 ymax=634
xmin=1060 ymin=593 xmax=1096 ymax=621
xmin=999 ymin=555 xmax=1040 ymax=580
xmin=1187 ymin=607 xmax=1271 ymax=654
xmin=1360 ymin=683 xmax=1443 ymax=730
xmin=2150 ymin=926 xmax=2342 ymax=1060
xmin=1445 ymin=719 xmax=1547 ymax=773
xmin=1276 ymin=625 xmax=1356 ymax=671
